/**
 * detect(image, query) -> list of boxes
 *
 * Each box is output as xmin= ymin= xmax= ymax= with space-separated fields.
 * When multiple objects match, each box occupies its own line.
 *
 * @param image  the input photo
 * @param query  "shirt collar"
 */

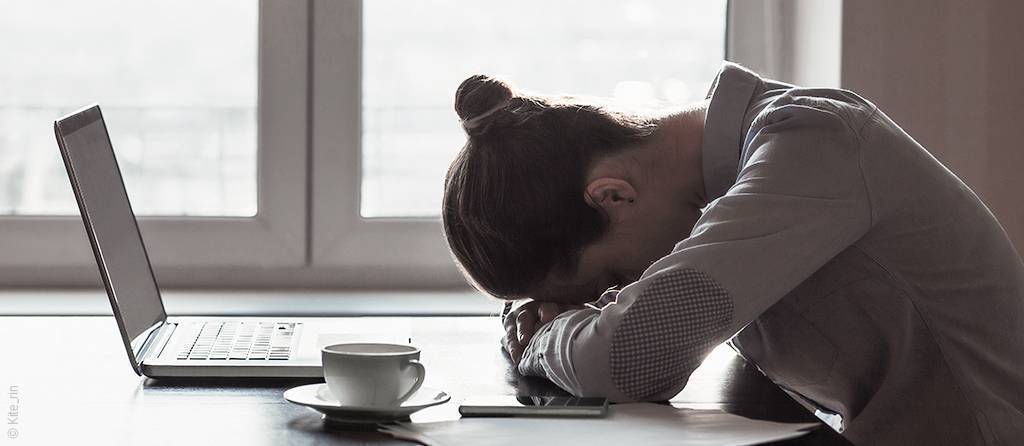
xmin=701 ymin=62 xmax=762 ymax=202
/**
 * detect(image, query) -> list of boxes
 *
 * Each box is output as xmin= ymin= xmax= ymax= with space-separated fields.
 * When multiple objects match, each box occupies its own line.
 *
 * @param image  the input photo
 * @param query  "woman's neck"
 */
xmin=648 ymin=100 xmax=709 ymax=208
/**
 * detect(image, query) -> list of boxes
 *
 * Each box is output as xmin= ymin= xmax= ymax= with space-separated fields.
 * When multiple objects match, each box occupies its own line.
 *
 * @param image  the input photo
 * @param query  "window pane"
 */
xmin=362 ymin=0 xmax=726 ymax=217
xmin=0 ymin=0 xmax=257 ymax=216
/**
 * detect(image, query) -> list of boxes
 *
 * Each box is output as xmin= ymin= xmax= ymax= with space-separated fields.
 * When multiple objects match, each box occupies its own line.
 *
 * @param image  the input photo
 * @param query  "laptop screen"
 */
xmin=55 ymin=106 xmax=166 ymax=359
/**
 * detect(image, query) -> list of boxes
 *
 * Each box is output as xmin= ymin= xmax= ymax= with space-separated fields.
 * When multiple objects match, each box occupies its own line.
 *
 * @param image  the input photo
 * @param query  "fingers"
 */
xmin=502 ymin=301 xmax=539 ymax=365
xmin=503 ymin=320 xmax=523 ymax=363
xmin=502 ymin=300 xmax=577 ymax=366
xmin=516 ymin=307 xmax=539 ymax=345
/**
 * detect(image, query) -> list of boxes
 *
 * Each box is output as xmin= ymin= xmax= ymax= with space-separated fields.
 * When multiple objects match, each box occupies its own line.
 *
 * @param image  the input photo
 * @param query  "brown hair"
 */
xmin=442 ymin=75 xmax=657 ymax=299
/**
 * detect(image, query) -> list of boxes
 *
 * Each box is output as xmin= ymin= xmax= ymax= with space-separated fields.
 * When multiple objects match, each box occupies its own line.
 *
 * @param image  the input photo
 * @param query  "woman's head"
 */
xmin=442 ymin=75 xmax=660 ymax=300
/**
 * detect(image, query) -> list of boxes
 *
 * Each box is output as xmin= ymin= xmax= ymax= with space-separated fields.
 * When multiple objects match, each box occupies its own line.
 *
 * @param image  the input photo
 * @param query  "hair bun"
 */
xmin=454 ymin=75 xmax=514 ymax=125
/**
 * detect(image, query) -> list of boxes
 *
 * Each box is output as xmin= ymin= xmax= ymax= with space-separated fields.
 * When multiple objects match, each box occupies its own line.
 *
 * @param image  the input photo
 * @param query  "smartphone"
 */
xmin=459 ymin=395 xmax=609 ymax=418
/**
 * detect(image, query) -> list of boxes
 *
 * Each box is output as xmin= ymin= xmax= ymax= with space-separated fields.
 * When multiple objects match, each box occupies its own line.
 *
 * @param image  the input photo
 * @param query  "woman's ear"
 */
xmin=584 ymin=178 xmax=638 ymax=219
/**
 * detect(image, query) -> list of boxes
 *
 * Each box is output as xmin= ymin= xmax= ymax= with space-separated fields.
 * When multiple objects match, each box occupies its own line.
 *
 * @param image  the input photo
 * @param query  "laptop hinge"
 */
xmin=137 ymin=322 xmax=177 ymax=366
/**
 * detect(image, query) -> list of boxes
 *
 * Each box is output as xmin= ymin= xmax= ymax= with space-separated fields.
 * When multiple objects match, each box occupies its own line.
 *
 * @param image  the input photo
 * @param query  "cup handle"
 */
xmin=396 ymin=360 xmax=426 ymax=404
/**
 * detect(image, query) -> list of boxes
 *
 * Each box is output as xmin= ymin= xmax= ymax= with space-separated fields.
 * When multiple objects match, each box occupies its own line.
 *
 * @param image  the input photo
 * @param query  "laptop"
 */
xmin=54 ymin=104 xmax=410 ymax=378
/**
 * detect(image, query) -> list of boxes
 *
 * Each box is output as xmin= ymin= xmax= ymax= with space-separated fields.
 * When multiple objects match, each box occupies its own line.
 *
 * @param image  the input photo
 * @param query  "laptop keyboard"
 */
xmin=176 ymin=321 xmax=298 ymax=361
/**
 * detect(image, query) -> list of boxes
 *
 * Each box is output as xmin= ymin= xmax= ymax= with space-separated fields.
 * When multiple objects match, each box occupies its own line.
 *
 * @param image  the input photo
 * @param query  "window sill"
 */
xmin=0 ymin=289 xmax=499 ymax=317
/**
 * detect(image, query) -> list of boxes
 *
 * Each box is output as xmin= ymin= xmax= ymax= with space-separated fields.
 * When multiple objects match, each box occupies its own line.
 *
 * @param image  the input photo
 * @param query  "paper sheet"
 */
xmin=379 ymin=403 xmax=819 ymax=446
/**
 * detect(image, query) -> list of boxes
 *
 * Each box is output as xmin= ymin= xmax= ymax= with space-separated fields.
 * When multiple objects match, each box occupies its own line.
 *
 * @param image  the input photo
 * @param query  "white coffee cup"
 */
xmin=321 ymin=343 xmax=426 ymax=407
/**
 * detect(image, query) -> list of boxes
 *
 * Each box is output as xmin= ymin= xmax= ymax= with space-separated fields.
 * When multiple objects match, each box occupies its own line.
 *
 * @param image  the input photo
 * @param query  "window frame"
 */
xmin=0 ymin=0 xmax=815 ymax=289
xmin=728 ymin=0 xmax=842 ymax=86
xmin=0 ymin=1 xmax=309 ymax=286
xmin=308 ymin=0 xmax=464 ymax=287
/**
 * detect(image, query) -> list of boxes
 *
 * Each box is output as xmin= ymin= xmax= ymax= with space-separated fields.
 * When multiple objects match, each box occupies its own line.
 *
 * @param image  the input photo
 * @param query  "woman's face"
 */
xmin=529 ymin=195 xmax=703 ymax=305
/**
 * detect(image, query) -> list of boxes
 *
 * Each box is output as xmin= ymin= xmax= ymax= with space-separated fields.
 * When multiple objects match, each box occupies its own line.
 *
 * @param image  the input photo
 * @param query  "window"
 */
xmin=3 ymin=0 xmax=792 ymax=288
xmin=0 ymin=0 xmax=258 ymax=217
xmin=0 ymin=1 xmax=307 ymax=286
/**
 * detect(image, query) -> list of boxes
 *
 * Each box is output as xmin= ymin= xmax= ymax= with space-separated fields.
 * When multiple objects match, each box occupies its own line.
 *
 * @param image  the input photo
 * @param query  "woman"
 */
xmin=442 ymin=63 xmax=1024 ymax=444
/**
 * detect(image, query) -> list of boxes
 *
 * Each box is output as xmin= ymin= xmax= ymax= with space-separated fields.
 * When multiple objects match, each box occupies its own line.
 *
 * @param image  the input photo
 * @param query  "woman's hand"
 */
xmin=502 ymin=301 xmax=581 ymax=365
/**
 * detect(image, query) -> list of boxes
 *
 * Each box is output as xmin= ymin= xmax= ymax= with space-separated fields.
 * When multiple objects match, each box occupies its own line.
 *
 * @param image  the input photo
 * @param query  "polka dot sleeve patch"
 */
xmin=609 ymin=268 xmax=734 ymax=400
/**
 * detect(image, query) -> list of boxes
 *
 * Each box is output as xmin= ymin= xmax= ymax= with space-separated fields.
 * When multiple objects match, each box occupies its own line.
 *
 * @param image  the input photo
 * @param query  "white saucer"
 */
xmin=284 ymin=384 xmax=450 ymax=424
